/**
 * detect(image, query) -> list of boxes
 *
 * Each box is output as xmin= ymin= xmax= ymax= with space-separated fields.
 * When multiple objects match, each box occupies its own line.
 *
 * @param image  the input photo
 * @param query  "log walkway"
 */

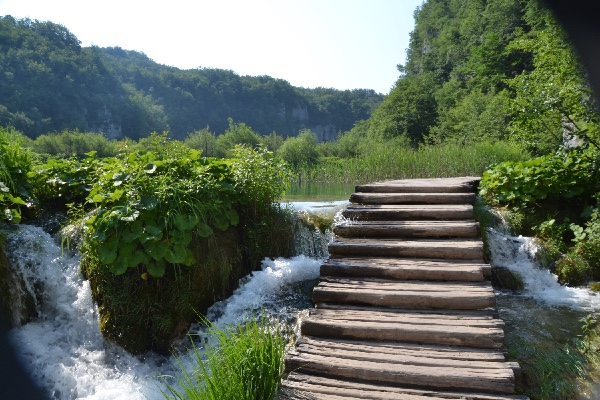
xmin=280 ymin=177 xmax=528 ymax=400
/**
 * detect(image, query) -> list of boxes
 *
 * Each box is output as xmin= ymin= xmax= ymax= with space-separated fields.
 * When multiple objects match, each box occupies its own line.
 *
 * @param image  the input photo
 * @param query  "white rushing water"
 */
xmin=486 ymin=226 xmax=600 ymax=310
xmin=6 ymin=202 xmax=331 ymax=400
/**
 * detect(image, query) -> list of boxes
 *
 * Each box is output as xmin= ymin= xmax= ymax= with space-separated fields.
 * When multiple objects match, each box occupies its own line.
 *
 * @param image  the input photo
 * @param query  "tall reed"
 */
xmin=294 ymin=140 xmax=529 ymax=185
xmin=162 ymin=314 xmax=287 ymax=400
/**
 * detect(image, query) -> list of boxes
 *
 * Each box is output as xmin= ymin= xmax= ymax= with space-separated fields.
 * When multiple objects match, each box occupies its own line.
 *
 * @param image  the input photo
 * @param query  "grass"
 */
xmin=293 ymin=140 xmax=529 ymax=184
xmin=162 ymin=314 xmax=288 ymax=400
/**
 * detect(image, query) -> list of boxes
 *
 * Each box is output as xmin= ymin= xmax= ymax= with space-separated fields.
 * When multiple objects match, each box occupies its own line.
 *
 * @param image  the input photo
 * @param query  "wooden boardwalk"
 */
xmin=280 ymin=177 xmax=527 ymax=400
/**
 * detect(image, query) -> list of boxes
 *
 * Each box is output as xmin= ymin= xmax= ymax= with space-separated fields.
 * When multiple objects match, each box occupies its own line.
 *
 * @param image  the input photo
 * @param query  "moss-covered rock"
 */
xmin=83 ymin=227 xmax=247 ymax=354
xmin=491 ymin=266 xmax=525 ymax=291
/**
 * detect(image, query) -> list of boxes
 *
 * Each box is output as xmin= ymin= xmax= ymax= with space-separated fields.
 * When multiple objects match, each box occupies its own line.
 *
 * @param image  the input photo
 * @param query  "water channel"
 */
xmin=4 ymin=194 xmax=600 ymax=399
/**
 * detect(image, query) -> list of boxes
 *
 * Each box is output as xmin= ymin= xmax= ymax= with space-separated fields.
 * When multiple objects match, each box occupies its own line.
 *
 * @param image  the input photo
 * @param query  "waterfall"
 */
xmin=3 ymin=200 xmax=344 ymax=399
xmin=486 ymin=226 xmax=600 ymax=310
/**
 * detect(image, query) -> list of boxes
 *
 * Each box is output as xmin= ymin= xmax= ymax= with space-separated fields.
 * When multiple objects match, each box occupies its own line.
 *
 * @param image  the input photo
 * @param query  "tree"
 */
xmin=184 ymin=127 xmax=217 ymax=157
xmin=215 ymin=118 xmax=263 ymax=158
xmin=276 ymin=130 xmax=319 ymax=166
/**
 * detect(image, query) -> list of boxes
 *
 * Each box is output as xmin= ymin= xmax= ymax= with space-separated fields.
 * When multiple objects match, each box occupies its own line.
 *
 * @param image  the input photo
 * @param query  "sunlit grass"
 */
xmin=162 ymin=314 xmax=288 ymax=400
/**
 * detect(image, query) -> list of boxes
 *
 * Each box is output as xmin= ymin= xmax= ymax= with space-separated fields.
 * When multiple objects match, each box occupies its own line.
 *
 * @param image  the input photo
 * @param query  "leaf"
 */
xmin=165 ymin=244 xmax=188 ymax=264
xmin=0 ymin=182 xmax=9 ymax=193
xmin=197 ymin=222 xmax=213 ymax=238
xmin=8 ymin=194 xmax=27 ymax=206
xmin=144 ymin=164 xmax=157 ymax=174
xmin=109 ymin=189 xmax=124 ymax=202
xmin=99 ymin=236 xmax=118 ymax=265
xmin=173 ymin=213 xmax=198 ymax=231
xmin=142 ymin=225 xmax=163 ymax=242
xmin=138 ymin=196 xmax=159 ymax=210
xmin=146 ymin=259 xmax=166 ymax=278
xmin=145 ymin=240 xmax=168 ymax=261
xmin=121 ymin=221 xmax=143 ymax=242
xmin=226 ymin=208 xmax=239 ymax=226
xmin=211 ymin=211 xmax=229 ymax=231
xmin=91 ymin=194 xmax=104 ymax=203
xmin=120 ymin=210 xmax=140 ymax=222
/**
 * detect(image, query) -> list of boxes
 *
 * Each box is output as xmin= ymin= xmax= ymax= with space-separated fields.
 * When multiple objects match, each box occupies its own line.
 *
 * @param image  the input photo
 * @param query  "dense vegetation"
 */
xmin=0 ymin=16 xmax=382 ymax=141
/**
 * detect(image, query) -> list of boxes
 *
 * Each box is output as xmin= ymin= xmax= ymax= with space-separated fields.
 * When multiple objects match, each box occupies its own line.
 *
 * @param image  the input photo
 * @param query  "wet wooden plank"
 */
xmin=342 ymin=204 xmax=474 ymax=220
xmin=321 ymin=257 xmax=491 ymax=281
xmin=334 ymin=220 xmax=480 ymax=238
xmin=314 ymin=303 xmax=500 ymax=319
xmin=355 ymin=177 xmax=480 ymax=194
xmin=284 ymin=351 xmax=515 ymax=394
xmin=282 ymin=373 xmax=529 ymax=400
xmin=301 ymin=308 xmax=505 ymax=349
xmin=328 ymin=238 xmax=484 ymax=260
xmin=350 ymin=192 xmax=476 ymax=205
xmin=313 ymin=277 xmax=495 ymax=310
xmin=297 ymin=336 xmax=508 ymax=362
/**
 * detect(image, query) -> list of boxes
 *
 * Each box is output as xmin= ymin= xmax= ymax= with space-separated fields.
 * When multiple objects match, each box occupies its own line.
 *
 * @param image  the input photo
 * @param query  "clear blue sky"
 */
xmin=0 ymin=0 xmax=423 ymax=94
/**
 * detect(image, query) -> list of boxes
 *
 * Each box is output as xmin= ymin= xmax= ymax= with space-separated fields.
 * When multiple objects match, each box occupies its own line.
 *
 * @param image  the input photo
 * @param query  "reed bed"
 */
xmin=294 ymin=141 xmax=529 ymax=185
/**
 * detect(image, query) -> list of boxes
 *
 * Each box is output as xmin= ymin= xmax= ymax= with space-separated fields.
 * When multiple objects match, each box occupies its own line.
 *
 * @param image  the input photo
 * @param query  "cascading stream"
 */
xmin=5 ymin=201 xmax=341 ymax=399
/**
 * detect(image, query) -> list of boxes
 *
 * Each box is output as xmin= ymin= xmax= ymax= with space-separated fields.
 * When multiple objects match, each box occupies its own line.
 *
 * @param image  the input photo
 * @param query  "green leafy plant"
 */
xmin=0 ymin=127 xmax=32 ymax=223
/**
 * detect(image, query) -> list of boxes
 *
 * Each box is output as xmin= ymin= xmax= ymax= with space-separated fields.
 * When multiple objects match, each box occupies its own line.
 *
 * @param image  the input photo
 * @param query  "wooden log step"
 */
xmin=321 ymin=257 xmax=491 ymax=281
xmin=328 ymin=238 xmax=484 ymax=260
xmin=284 ymin=350 xmax=515 ymax=394
xmin=314 ymin=303 xmax=500 ymax=319
xmin=334 ymin=221 xmax=480 ymax=239
xmin=350 ymin=192 xmax=476 ymax=205
xmin=355 ymin=177 xmax=480 ymax=194
xmin=301 ymin=308 xmax=505 ymax=348
xmin=342 ymin=204 xmax=473 ymax=220
xmin=297 ymin=336 xmax=508 ymax=363
xmin=312 ymin=278 xmax=496 ymax=310
xmin=281 ymin=373 xmax=529 ymax=400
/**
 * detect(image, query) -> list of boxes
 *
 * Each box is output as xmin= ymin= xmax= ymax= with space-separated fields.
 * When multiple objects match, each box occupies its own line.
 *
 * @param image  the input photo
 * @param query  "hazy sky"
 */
xmin=0 ymin=0 xmax=423 ymax=94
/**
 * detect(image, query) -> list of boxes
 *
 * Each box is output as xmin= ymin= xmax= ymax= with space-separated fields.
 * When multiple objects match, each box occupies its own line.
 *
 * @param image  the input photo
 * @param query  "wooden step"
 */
xmin=334 ymin=220 xmax=480 ymax=239
xmin=355 ymin=177 xmax=480 ymax=194
xmin=314 ymin=303 xmax=500 ymax=319
xmin=301 ymin=307 xmax=505 ymax=349
xmin=281 ymin=373 xmax=528 ymax=400
xmin=342 ymin=204 xmax=474 ymax=220
xmin=312 ymin=278 xmax=496 ymax=310
xmin=350 ymin=192 xmax=476 ymax=205
xmin=328 ymin=238 xmax=484 ymax=260
xmin=284 ymin=335 xmax=515 ymax=394
xmin=321 ymin=257 xmax=491 ymax=281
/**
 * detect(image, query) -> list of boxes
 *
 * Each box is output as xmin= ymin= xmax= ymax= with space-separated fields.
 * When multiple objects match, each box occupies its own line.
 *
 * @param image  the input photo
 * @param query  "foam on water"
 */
xmin=7 ymin=219 xmax=326 ymax=399
xmin=487 ymin=227 xmax=600 ymax=309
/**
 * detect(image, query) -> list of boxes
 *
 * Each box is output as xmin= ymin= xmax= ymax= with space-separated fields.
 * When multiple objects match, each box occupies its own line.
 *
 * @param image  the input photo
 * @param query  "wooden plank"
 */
xmin=328 ymin=238 xmax=484 ymax=260
xmin=321 ymin=257 xmax=490 ymax=281
xmin=334 ymin=221 xmax=480 ymax=239
xmin=314 ymin=303 xmax=500 ymax=319
xmin=296 ymin=336 xmax=508 ymax=362
xmin=355 ymin=177 xmax=480 ymax=194
xmin=301 ymin=310 xmax=505 ymax=349
xmin=342 ymin=204 xmax=474 ymax=220
xmin=311 ymin=278 xmax=495 ymax=310
xmin=282 ymin=373 xmax=529 ymax=400
xmin=307 ymin=307 xmax=504 ymax=328
xmin=284 ymin=352 xmax=515 ymax=394
xmin=350 ymin=192 xmax=476 ymax=205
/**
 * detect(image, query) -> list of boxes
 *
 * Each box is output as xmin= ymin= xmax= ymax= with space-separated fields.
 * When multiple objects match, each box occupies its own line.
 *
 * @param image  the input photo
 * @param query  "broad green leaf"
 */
xmin=146 ymin=259 xmax=166 ymax=278
xmin=165 ymin=244 xmax=188 ymax=264
xmin=226 ymin=209 xmax=239 ymax=225
xmin=173 ymin=213 xmax=198 ymax=231
xmin=144 ymin=164 xmax=157 ymax=174
xmin=99 ymin=236 xmax=118 ymax=265
xmin=197 ymin=222 xmax=213 ymax=238
xmin=145 ymin=240 xmax=168 ymax=261
xmin=138 ymin=196 xmax=159 ymax=210
xmin=121 ymin=221 xmax=143 ymax=242
xmin=109 ymin=189 xmax=124 ymax=202
xmin=91 ymin=194 xmax=104 ymax=203
xmin=8 ymin=194 xmax=27 ymax=205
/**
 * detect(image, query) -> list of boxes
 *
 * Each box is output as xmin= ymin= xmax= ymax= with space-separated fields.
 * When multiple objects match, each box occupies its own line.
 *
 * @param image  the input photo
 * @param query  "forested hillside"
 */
xmin=362 ymin=0 xmax=599 ymax=154
xmin=0 ymin=16 xmax=382 ymax=140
